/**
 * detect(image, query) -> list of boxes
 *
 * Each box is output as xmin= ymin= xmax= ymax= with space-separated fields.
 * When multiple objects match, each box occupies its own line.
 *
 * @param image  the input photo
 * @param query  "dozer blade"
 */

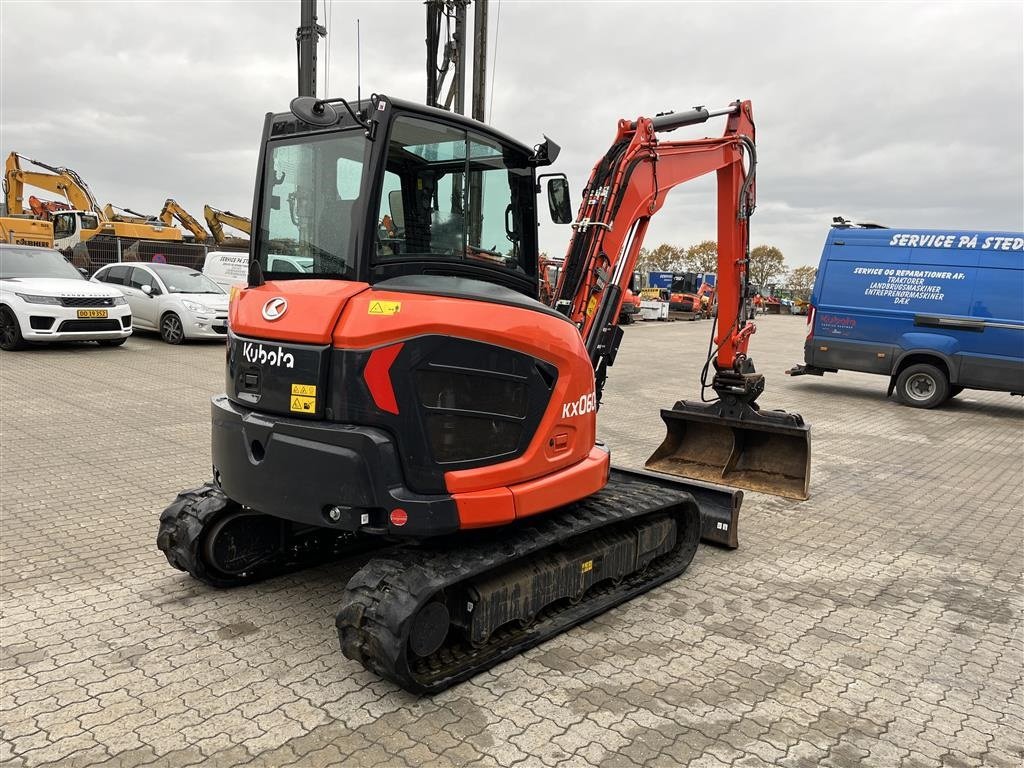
xmin=645 ymin=399 xmax=811 ymax=500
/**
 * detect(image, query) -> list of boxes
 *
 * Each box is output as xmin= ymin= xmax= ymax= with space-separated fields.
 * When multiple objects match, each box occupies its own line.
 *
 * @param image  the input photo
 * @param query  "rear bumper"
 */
xmin=210 ymin=395 xmax=459 ymax=536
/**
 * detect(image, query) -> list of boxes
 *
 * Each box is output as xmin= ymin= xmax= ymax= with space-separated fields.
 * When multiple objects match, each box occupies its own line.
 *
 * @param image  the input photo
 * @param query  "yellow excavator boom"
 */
xmin=204 ymin=204 xmax=250 ymax=247
xmin=160 ymin=199 xmax=210 ymax=243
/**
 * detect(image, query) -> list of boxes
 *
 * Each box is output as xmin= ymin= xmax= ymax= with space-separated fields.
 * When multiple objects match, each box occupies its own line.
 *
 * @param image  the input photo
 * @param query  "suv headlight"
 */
xmin=111 ymin=296 xmax=127 ymax=305
xmin=181 ymin=299 xmax=212 ymax=313
xmin=14 ymin=293 xmax=62 ymax=305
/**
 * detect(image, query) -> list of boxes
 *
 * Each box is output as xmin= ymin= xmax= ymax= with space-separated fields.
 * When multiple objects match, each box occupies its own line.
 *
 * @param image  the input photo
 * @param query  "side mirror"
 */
xmin=546 ymin=177 xmax=573 ymax=225
xmin=142 ymin=284 xmax=153 ymax=296
xmin=388 ymin=189 xmax=405 ymax=231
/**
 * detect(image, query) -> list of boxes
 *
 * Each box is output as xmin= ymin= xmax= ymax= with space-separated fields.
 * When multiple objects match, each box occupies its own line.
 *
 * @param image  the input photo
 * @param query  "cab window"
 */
xmin=52 ymin=214 xmax=75 ymax=240
xmin=371 ymin=115 xmax=537 ymax=286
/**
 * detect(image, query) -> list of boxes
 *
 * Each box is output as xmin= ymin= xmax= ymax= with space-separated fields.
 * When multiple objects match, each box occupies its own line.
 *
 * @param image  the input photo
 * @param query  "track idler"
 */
xmin=646 ymin=384 xmax=811 ymax=500
xmin=157 ymin=482 xmax=366 ymax=588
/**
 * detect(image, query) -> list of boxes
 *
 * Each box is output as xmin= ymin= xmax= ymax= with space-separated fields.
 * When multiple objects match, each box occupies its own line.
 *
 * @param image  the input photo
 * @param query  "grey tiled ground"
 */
xmin=1 ymin=315 xmax=1021 ymax=768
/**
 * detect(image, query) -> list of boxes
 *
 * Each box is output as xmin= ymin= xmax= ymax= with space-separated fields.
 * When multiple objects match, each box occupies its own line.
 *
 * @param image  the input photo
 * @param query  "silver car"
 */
xmin=92 ymin=262 xmax=229 ymax=343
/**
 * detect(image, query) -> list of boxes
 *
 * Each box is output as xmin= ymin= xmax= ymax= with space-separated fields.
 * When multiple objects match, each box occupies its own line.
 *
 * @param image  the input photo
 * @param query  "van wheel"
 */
xmin=895 ymin=363 xmax=948 ymax=408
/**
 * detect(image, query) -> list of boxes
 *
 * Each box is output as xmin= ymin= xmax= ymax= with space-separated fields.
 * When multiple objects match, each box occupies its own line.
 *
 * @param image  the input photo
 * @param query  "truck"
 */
xmin=788 ymin=222 xmax=1024 ymax=407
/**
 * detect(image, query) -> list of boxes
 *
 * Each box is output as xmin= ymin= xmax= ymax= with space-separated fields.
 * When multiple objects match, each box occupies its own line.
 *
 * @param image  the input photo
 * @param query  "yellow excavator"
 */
xmin=4 ymin=153 xmax=182 ymax=250
xmin=203 ymin=204 xmax=250 ymax=249
xmin=103 ymin=202 xmax=157 ymax=224
xmin=159 ymin=199 xmax=211 ymax=243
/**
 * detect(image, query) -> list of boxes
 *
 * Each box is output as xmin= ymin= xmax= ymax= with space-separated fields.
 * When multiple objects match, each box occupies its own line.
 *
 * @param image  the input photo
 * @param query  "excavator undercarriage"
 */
xmin=159 ymin=468 xmax=738 ymax=693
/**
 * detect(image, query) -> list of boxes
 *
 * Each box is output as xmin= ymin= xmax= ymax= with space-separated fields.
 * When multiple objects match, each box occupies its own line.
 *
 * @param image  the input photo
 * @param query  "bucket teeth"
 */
xmin=646 ymin=399 xmax=811 ymax=501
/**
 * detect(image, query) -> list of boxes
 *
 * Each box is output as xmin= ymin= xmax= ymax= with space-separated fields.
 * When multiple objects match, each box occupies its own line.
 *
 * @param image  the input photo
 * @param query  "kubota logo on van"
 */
xmin=242 ymin=342 xmax=294 ymax=369
xmin=562 ymin=391 xmax=597 ymax=419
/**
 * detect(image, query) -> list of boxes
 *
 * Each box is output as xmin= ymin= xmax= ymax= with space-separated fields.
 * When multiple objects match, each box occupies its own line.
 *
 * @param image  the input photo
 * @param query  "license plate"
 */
xmin=77 ymin=309 xmax=108 ymax=318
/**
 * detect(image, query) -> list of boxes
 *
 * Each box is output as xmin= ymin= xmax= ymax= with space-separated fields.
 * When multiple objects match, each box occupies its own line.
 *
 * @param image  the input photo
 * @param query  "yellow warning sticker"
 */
xmin=581 ymin=560 xmax=593 ymax=574
xmin=291 ymin=383 xmax=317 ymax=397
xmin=368 ymin=301 xmax=401 ymax=316
xmin=586 ymin=296 xmax=598 ymax=318
xmin=290 ymin=395 xmax=316 ymax=413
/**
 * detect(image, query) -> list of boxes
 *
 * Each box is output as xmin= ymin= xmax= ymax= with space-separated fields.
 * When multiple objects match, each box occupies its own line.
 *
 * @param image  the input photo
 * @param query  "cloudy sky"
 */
xmin=2 ymin=1 xmax=1021 ymax=267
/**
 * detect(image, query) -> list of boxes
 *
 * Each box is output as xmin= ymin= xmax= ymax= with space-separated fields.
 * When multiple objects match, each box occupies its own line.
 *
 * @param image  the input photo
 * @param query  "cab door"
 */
xmin=51 ymin=213 xmax=78 ymax=250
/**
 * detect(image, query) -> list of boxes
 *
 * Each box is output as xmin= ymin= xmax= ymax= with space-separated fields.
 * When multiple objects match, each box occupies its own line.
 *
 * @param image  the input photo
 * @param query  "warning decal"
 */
xmin=581 ymin=559 xmax=593 ymax=573
xmin=290 ymin=396 xmax=316 ymax=413
xmin=290 ymin=384 xmax=316 ymax=413
xmin=368 ymin=301 xmax=401 ymax=315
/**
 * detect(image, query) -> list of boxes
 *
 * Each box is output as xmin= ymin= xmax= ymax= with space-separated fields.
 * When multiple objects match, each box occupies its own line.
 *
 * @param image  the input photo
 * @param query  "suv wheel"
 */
xmin=160 ymin=313 xmax=185 ymax=344
xmin=895 ymin=363 xmax=949 ymax=409
xmin=0 ymin=306 xmax=25 ymax=351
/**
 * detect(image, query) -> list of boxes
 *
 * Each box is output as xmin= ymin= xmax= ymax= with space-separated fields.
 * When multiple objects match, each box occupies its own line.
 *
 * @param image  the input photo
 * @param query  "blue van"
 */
xmin=788 ymin=223 xmax=1024 ymax=408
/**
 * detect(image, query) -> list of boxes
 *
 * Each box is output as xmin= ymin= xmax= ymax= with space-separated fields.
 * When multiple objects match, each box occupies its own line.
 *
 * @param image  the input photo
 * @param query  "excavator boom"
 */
xmin=159 ymin=199 xmax=210 ymax=243
xmin=204 ymin=204 xmax=250 ymax=248
xmin=554 ymin=102 xmax=810 ymax=499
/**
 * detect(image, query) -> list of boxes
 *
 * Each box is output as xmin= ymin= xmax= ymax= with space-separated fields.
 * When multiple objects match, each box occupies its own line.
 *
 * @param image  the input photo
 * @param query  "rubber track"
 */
xmin=336 ymin=473 xmax=702 ymax=693
xmin=157 ymin=483 xmax=247 ymax=588
xmin=157 ymin=481 xmax=369 ymax=588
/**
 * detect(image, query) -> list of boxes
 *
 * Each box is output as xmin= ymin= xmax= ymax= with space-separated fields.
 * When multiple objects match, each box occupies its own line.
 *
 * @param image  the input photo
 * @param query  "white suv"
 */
xmin=0 ymin=244 xmax=132 ymax=350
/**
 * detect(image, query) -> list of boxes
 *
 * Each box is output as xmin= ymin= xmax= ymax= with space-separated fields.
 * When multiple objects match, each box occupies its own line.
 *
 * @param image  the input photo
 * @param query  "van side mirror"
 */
xmin=545 ymin=177 xmax=573 ymax=225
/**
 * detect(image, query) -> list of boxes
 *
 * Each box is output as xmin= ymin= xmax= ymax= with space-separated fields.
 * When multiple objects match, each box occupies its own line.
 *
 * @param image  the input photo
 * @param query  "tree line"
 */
xmin=636 ymin=240 xmax=818 ymax=298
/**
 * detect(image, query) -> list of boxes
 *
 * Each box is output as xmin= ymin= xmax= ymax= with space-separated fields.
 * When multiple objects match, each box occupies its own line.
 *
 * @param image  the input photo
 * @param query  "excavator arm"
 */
xmin=204 ymin=204 xmax=250 ymax=247
xmin=159 ymin=199 xmax=210 ymax=243
xmin=555 ymin=101 xmax=810 ymax=499
xmin=4 ymin=152 xmax=103 ymax=217
xmin=554 ymin=103 xmax=757 ymax=398
xmin=103 ymin=203 xmax=156 ymax=224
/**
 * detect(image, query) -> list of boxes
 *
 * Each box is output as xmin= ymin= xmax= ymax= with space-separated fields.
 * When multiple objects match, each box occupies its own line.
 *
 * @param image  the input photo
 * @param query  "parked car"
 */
xmin=788 ymin=223 xmax=1024 ymax=408
xmin=0 ymin=243 xmax=132 ymax=350
xmin=92 ymin=262 xmax=229 ymax=344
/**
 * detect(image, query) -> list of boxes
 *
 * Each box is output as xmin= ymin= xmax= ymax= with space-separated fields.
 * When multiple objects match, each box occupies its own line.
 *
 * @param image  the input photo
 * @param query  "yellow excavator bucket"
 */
xmin=645 ymin=400 xmax=811 ymax=500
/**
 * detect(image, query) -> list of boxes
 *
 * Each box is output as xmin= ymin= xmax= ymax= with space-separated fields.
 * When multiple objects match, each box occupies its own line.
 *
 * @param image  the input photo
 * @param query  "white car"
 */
xmin=92 ymin=262 xmax=229 ymax=344
xmin=0 ymin=244 xmax=132 ymax=351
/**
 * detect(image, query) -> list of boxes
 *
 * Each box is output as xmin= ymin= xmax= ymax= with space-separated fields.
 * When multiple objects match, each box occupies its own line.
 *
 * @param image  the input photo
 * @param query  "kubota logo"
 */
xmin=242 ymin=342 xmax=294 ymax=369
xmin=262 ymin=297 xmax=288 ymax=321
xmin=562 ymin=391 xmax=597 ymax=419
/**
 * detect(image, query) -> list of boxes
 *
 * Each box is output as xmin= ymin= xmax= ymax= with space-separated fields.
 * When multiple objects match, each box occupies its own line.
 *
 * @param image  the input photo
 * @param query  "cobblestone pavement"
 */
xmin=1 ymin=315 xmax=1021 ymax=768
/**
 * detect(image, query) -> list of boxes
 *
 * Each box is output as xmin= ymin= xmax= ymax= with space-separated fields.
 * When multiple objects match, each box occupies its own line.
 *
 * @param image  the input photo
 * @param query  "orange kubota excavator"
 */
xmin=157 ymin=94 xmax=810 ymax=693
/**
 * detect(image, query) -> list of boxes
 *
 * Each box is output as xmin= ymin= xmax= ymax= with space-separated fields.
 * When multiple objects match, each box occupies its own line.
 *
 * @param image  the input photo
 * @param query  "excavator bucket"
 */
xmin=645 ymin=399 xmax=811 ymax=500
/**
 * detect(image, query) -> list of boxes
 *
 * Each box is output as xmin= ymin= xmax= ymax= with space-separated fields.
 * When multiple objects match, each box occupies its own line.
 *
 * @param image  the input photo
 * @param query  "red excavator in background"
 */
xmin=28 ymin=195 xmax=72 ymax=219
xmin=158 ymin=94 xmax=810 ymax=693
